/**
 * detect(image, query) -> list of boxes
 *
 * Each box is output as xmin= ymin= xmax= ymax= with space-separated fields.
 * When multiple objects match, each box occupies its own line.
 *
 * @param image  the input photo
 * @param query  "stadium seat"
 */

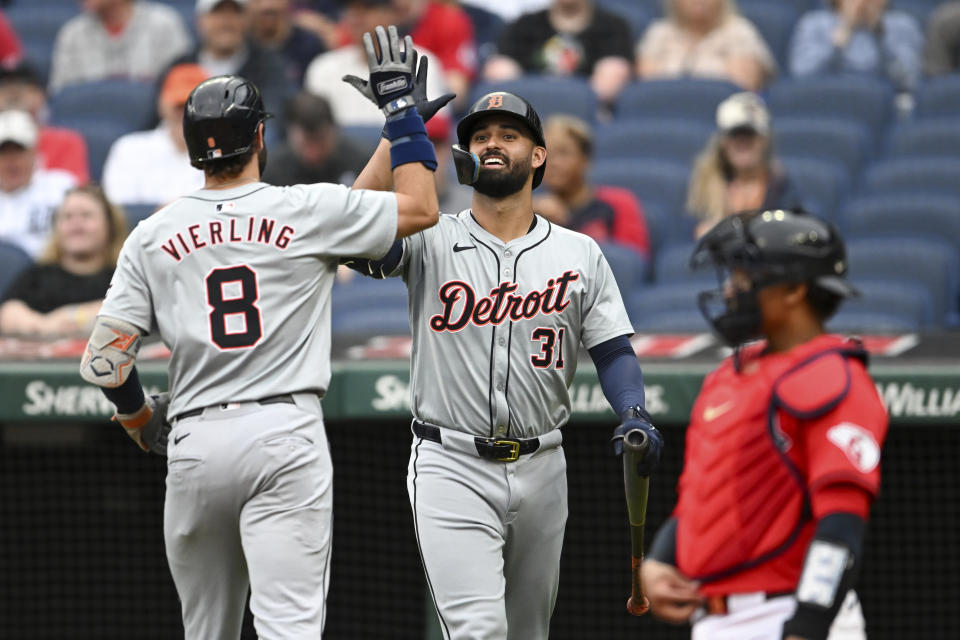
xmin=846 ymin=236 xmax=959 ymax=325
xmin=631 ymin=308 xmax=712 ymax=333
xmin=738 ymin=1 xmax=799 ymax=70
xmin=341 ymin=125 xmax=384 ymax=157
xmin=827 ymin=309 xmax=919 ymax=334
xmin=780 ymin=156 xmax=851 ymax=220
xmin=122 ymin=204 xmax=160 ymax=230
xmin=595 ymin=0 xmax=652 ymax=40
xmin=469 ymin=76 xmax=598 ymax=123
xmin=627 ymin=282 xmax=705 ymax=324
xmin=847 ymin=279 xmax=937 ymax=329
xmin=774 ymin=118 xmax=870 ymax=176
xmin=598 ymin=243 xmax=648 ymax=293
xmin=63 ymin=120 xmax=136 ymax=182
xmin=0 ymin=241 xmax=32 ymax=299
xmin=892 ymin=0 xmax=946 ymax=26
xmin=590 ymin=159 xmax=689 ymax=220
xmin=842 ymin=194 xmax=960 ymax=254
xmin=594 ymin=118 xmax=713 ymax=165
xmin=49 ymin=80 xmax=158 ymax=133
xmin=861 ymin=158 xmax=960 ymax=200
xmin=615 ymin=79 xmax=741 ymax=123
xmin=652 ymin=243 xmax=713 ymax=284
xmin=5 ymin=4 xmax=80 ymax=83
xmin=886 ymin=119 xmax=960 ymax=159
xmin=767 ymin=76 xmax=894 ymax=137
xmin=915 ymin=75 xmax=960 ymax=119
xmin=460 ymin=5 xmax=505 ymax=62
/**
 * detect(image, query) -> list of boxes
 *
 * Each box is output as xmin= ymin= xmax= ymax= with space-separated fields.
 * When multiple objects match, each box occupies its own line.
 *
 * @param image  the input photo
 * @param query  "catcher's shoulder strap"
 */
xmin=772 ymin=343 xmax=869 ymax=421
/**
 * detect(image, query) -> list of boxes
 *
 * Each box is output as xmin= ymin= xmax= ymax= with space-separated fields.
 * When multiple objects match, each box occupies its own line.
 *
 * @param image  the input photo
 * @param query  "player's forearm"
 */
xmin=589 ymin=335 xmax=646 ymax=416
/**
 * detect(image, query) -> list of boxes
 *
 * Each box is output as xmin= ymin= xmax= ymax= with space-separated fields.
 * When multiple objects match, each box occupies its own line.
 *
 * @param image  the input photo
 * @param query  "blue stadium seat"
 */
xmin=827 ymin=309 xmax=919 ymax=334
xmin=738 ymin=0 xmax=815 ymax=17
xmin=594 ymin=118 xmax=713 ymax=165
xmin=847 ymin=279 xmax=937 ymax=329
xmin=886 ymin=119 xmax=960 ymax=159
xmin=767 ymin=76 xmax=894 ymax=136
xmin=65 ymin=121 xmax=134 ymax=182
xmin=891 ymin=0 xmax=946 ymax=26
xmin=0 ymin=241 xmax=32 ymax=299
xmin=738 ymin=2 xmax=799 ymax=70
xmin=862 ymin=158 xmax=960 ymax=200
xmin=598 ymin=243 xmax=648 ymax=293
xmin=627 ymin=282 xmax=705 ymax=325
xmin=615 ymin=79 xmax=741 ymax=123
xmin=780 ymin=156 xmax=851 ymax=220
xmin=774 ymin=118 xmax=870 ymax=176
xmin=590 ymin=159 xmax=689 ymax=219
xmin=469 ymin=76 xmax=598 ymax=123
xmin=652 ymin=243 xmax=713 ymax=284
xmin=915 ymin=75 xmax=960 ymax=118
xmin=842 ymin=194 xmax=960 ymax=254
xmin=460 ymin=5 xmax=505 ymax=62
xmin=595 ymin=0 xmax=652 ymax=40
xmin=631 ymin=309 xmax=712 ymax=333
xmin=846 ymin=236 xmax=959 ymax=325
xmin=122 ymin=204 xmax=160 ymax=230
xmin=341 ymin=125 xmax=384 ymax=157
xmin=6 ymin=4 xmax=80 ymax=83
xmin=49 ymin=80 xmax=158 ymax=133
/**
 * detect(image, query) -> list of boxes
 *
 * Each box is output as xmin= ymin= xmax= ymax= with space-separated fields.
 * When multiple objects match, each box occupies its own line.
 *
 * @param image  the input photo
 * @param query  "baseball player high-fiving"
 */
xmin=346 ymin=83 xmax=663 ymax=638
xmin=79 ymin=27 xmax=439 ymax=639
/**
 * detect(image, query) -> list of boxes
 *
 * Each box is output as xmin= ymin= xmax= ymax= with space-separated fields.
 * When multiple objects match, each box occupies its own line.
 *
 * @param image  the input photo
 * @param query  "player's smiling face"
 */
xmin=468 ymin=115 xmax=546 ymax=198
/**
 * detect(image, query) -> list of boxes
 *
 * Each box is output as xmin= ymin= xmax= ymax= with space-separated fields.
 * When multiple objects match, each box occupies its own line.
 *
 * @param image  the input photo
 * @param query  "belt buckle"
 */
xmin=494 ymin=439 xmax=521 ymax=462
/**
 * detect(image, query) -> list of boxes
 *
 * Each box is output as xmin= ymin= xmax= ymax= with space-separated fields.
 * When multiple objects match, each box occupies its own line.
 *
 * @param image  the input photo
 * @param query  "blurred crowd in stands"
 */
xmin=1 ymin=0 xmax=959 ymax=339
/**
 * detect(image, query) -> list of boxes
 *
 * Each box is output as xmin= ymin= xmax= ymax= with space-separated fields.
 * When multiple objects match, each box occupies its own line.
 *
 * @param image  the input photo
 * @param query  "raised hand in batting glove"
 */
xmin=343 ymin=25 xmax=418 ymax=116
xmin=612 ymin=405 xmax=662 ymax=477
xmin=343 ymin=34 xmax=455 ymax=123
xmin=114 ymin=393 xmax=171 ymax=456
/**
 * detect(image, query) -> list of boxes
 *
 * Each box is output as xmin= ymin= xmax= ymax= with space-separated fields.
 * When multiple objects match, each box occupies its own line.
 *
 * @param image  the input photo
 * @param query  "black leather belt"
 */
xmin=174 ymin=394 xmax=296 ymax=422
xmin=413 ymin=420 xmax=540 ymax=462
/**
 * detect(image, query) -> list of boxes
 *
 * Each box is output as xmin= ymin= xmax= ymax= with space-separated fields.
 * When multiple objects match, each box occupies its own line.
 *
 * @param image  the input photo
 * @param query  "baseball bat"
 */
xmin=622 ymin=428 xmax=651 ymax=616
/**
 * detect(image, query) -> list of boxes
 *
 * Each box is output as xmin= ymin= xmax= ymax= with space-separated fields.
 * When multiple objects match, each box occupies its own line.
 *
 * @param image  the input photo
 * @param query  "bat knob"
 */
xmin=626 ymin=595 xmax=650 ymax=616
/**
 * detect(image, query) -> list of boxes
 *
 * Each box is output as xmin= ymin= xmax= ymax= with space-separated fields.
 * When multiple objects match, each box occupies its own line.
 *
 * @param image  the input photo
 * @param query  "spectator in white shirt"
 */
xmin=0 ymin=110 xmax=76 ymax=258
xmin=49 ymin=0 xmax=193 ymax=92
xmin=102 ymin=64 xmax=210 ymax=207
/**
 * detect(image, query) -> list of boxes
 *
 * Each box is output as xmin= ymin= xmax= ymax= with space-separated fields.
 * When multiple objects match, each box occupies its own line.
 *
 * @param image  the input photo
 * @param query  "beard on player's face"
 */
xmin=473 ymin=150 xmax=532 ymax=198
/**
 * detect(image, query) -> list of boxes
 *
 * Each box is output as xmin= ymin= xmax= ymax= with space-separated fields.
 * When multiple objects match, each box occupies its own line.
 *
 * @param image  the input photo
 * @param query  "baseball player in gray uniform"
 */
xmin=345 ymin=87 xmax=664 ymax=639
xmin=79 ymin=27 xmax=440 ymax=639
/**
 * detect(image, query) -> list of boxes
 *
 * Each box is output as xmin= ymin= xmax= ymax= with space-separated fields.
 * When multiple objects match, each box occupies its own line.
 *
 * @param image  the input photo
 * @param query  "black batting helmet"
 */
xmin=456 ymin=91 xmax=546 ymax=188
xmin=183 ymin=75 xmax=272 ymax=169
xmin=691 ymin=209 xmax=858 ymax=345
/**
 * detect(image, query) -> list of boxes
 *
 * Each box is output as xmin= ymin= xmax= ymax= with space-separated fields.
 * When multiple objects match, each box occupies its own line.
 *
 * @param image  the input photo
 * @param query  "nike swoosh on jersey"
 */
xmin=453 ymin=243 xmax=476 ymax=252
xmin=174 ymin=433 xmax=191 ymax=445
xmin=702 ymin=400 xmax=735 ymax=422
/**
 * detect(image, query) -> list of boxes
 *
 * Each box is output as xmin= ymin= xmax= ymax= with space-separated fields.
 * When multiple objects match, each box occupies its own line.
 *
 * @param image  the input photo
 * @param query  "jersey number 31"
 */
xmin=205 ymin=265 xmax=263 ymax=349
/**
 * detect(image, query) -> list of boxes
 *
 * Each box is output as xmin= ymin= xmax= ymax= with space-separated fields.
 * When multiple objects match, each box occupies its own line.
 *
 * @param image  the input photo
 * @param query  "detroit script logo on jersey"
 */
xmin=429 ymin=271 xmax=579 ymax=332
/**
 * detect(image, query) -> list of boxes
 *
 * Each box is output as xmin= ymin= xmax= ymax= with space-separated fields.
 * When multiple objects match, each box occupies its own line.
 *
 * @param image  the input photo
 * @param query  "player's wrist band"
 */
xmin=385 ymin=106 xmax=437 ymax=171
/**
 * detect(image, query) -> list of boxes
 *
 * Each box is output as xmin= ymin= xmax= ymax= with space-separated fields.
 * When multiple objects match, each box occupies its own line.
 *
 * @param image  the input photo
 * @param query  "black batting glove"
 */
xmin=611 ymin=405 xmax=662 ymax=476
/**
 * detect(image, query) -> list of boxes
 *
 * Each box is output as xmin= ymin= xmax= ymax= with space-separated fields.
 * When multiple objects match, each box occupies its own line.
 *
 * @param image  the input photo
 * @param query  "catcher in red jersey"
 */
xmin=642 ymin=209 xmax=888 ymax=640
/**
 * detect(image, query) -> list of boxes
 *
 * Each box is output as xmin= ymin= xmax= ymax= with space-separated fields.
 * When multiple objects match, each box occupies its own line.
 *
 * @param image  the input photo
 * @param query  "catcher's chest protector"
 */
xmin=675 ymin=335 xmax=869 ymax=587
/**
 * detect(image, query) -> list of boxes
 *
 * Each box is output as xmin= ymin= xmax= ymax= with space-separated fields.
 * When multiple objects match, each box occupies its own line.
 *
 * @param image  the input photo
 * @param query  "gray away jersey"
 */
xmin=99 ymin=182 xmax=397 ymax=418
xmin=396 ymin=210 xmax=633 ymax=439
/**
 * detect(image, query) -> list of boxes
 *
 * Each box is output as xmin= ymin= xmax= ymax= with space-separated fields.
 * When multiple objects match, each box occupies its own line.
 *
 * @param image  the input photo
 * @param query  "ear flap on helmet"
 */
xmin=452 ymin=144 xmax=480 ymax=185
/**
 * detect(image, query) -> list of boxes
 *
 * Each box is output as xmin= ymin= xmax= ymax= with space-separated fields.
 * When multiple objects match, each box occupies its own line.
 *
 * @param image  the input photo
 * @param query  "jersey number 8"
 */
xmin=205 ymin=265 xmax=263 ymax=349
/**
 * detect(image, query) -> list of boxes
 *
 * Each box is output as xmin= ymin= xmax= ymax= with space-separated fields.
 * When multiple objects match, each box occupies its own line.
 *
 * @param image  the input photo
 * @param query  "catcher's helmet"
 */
xmin=183 ymin=75 xmax=272 ymax=169
xmin=691 ymin=209 xmax=858 ymax=345
xmin=456 ymin=91 xmax=546 ymax=188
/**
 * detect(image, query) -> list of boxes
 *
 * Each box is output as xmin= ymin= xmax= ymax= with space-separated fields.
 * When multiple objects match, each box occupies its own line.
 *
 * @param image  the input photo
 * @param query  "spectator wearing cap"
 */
xmin=789 ymin=0 xmax=923 ymax=92
xmin=49 ymin=0 xmax=193 ymax=92
xmin=0 ymin=110 xmax=77 ymax=258
xmin=249 ymin=0 xmax=327 ymax=86
xmin=261 ymin=92 xmax=368 ymax=186
xmin=484 ymin=0 xmax=634 ymax=106
xmin=533 ymin=114 xmax=650 ymax=257
xmin=686 ymin=92 xmax=803 ymax=239
xmin=170 ymin=0 xmax=295 ymax=139
xmin=304 ymin=0 xmax=450 ymax=126
xmin=0 ymin=185 xmax=125 ymax=337
xmin=101 ymin=64 xmax=210 ymax=206
xmin=0 ymin=64 xmax=89 ymax=185
xmin=637 ymin=0 xmax=774 ymax=91
xmin=394 ymin=0 xmax=476 ymax=111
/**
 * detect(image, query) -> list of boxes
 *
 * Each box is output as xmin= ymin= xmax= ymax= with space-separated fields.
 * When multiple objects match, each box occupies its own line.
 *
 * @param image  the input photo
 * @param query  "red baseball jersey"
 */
xmin=674 ymin=334 xmax=888 ymax=596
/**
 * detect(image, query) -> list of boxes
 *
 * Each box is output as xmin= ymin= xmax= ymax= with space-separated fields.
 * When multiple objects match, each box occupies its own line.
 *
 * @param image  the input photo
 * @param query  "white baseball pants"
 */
xmin=163 ymin=393 xmax=332 ymax=640
xmin=407 ymin=427 xmax=567 ymax=640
